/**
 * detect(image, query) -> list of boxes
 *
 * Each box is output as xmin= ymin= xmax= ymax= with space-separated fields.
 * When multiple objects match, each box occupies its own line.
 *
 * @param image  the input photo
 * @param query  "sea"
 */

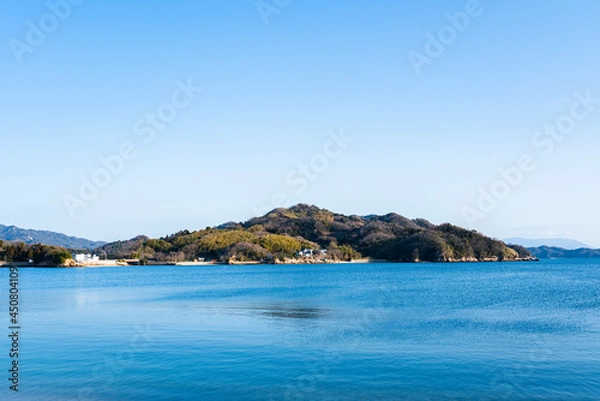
xmin=1 ymin=259 xmax=599 ymax=400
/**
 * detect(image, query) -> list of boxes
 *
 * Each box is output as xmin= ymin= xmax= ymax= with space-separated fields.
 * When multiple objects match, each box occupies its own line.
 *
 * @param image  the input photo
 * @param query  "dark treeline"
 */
xmin=96 ymin=204 xmax=533 ymax=264
xmin=0 ymin=241 xmax=73 ymax=266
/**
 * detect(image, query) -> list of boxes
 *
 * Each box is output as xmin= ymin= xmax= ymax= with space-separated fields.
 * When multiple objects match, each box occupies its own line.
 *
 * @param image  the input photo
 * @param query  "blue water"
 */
xmin=1 ymin=259 xmax=599 ymax=400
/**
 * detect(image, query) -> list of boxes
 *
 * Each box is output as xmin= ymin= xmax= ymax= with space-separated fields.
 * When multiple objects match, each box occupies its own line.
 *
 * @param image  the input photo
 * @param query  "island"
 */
xmin=1 ymin=204 xmax=537 ymax=267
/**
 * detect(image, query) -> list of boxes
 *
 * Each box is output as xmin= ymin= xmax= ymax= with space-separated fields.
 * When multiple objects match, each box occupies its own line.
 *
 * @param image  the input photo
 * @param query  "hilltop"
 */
xmin=0 ymin=224 xmax=106 ymax=250
xmin=96 ymin=204 xmax=533 ymax=264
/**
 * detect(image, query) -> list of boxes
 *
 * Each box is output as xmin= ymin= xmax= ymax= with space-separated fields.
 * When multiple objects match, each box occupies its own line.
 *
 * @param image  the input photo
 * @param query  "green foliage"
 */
xmin=225 ymin=242 xmax=268 ymax=262
xmin=337 ymin=244 xmax=361 ymax=261
xmin=259 ymin=234 xmax=305 ymax=256
xmin=507 ymin=244 xmax=531 ymax=258
xmin=47 ymin=248 xmax=73 ymax=265
xmin=93 ymin=204 xmax=532 ymax=264
xmin=198 ymin=230 xmax=257 ymax=255
xmin=502 ymin=246 xmax=519 ymax=260
xmin=379 ymin=232 xmax=447 ymax=262
xmin=0 ymin=242 xmax=74 ymax=266
xmin=144 ymin=239 xmax=172 ymax=252
xmin=95 ymin=236 xmax=148 ymax=259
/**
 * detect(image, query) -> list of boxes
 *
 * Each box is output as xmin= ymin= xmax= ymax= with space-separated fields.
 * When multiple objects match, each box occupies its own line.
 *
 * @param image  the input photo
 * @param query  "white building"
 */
xmin=74 ymin=254 xmax=100 ymax=264
xmin=297 ymin=249 xmax=314 ymax=258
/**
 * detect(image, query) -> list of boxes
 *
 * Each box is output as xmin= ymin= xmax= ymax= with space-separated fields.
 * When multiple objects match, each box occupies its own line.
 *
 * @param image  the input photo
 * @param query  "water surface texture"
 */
xmin=2 ymin=259 xmax=599 ymax=400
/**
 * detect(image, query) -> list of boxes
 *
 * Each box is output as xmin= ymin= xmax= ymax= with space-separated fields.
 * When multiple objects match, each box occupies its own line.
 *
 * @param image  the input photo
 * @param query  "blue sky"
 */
xmin=1 ymin=1 xmax=599 ymax=245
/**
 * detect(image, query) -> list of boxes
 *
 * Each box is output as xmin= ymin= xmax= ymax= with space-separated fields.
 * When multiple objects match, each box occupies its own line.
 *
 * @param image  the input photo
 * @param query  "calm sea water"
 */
xmin=1 ymin=259 xmax=599 ymax=400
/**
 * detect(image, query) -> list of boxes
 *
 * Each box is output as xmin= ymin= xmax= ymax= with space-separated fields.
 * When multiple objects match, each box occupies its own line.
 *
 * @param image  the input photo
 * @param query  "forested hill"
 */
xmin=0 ymin=224 xmax=106 ymax=250
xmin=96 ymin=204 xmax=533 ymax=263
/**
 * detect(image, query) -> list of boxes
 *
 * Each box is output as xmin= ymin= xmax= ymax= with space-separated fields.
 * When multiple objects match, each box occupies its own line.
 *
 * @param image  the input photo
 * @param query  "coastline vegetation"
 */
xmin=96 ymin=204 xmax=533 ymax=264
xmin=1 ymin=205 xmax=535 ymax=266
xmin=0 ymin=241 xmax=73 ymax=266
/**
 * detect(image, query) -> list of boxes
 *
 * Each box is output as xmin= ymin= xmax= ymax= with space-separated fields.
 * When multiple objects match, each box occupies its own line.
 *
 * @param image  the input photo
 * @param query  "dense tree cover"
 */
xmin=96 ymin=227 xmax=321 ymax=263
xmin=96 ymin=204 xmax=533 ymax=263
xmin=239 ymin=205 xmax=528 ymax=262
xmin=97 ymin=235 xmax=149 ymax=259
xmin=507 ymin=244 xmax=534 ymax=259
xmin=0 ymin=205 xmax=532 ymax=266
xmin=0 ymin=241 xmax=73 ymax=266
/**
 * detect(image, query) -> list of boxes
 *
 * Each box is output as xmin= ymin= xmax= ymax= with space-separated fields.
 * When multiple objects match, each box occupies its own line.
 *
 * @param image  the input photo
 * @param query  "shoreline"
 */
xmin=0 ymin=257 xmax=539 ymax=268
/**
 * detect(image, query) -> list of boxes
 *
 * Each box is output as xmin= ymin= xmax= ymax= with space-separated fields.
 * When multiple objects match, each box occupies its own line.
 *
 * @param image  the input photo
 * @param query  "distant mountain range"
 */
xmin=527 ymin=246 xmax=600 ymax=259
xmin=504 ymin=237 xmax=590 ymax=250
xmin=0 ymin=224 xmax=106 ymax=250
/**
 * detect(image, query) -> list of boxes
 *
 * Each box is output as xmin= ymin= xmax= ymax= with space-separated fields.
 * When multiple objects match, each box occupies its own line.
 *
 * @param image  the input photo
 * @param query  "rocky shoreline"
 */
xmin=1 ymin=256 xmax=540 ymax=268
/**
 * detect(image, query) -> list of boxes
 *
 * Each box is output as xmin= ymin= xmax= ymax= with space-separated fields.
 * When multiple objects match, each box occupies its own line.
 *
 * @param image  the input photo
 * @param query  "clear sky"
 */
xmin=1 ymin=1 xmax=599 ymax=246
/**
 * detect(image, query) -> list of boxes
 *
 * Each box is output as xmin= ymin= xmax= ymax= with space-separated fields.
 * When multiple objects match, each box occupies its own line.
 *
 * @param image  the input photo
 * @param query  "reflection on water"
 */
xmin=170 ymin=302 xmax=329 ymax=320
xmin=250 ymin=304 xmax=328 ymax=319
